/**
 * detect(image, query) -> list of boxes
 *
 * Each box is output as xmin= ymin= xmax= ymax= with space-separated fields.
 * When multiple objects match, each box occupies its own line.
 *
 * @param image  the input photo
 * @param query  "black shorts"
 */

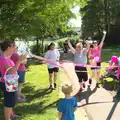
xmin=48 ymin=67 xmax=59 ymax=74
xmin=0 ymin=82 xmax=17 ymax=107
xmin=91 ymin=62 xmax=101 ymax=70
xmin=75 ymin=66 xmax=88 ymax=82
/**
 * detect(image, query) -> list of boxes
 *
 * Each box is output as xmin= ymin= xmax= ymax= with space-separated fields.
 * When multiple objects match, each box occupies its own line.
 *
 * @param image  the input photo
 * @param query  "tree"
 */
xmin=80 ymin=0 xmax=120 ymax=44
xmin=0 ymin=0 xmax=76 ymax=40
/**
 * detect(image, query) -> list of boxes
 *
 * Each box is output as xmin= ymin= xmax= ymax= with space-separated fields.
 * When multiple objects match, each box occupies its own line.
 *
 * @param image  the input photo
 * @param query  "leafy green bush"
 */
xmin=58 ymin=39 xmax=77 ymax=49
xmin=30 ymin=43 xmax=48 ymax=56
xmin=58 ymin=41 xmax=64 ymax=49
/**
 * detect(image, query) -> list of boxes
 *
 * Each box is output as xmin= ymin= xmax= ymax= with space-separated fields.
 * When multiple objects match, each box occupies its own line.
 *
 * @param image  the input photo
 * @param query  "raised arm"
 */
xmin=67 ymin=40 xmax=75 ymax=54
xmin=99 ymin=31 xmax=107 ymax=48
xmin=56 ymin=49 xmax=60 ymax=61
xmin=85 ymin=40 xmax=90 ymax=53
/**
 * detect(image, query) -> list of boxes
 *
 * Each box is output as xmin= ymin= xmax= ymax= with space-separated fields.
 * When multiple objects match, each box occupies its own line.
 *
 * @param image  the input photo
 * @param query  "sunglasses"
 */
xmin=93 ymin=42 xmax=97 ymax=44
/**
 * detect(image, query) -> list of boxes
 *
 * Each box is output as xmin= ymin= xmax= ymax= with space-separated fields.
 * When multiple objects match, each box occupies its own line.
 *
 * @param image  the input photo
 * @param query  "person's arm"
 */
xmin=57 ymin=99 xmax=63 ymax=120
xmin=84 ymin=40 xmax=90 ymax=53
xmin=88 ymin=50 xmax=91 ymax=59
xmin=57 ymin=49 xmax=60 ymax=60
xmin=74 ymin=108 xmax=77 ymax=112
xmin=74 ymin=98 xmax=78 ymax=112
xmin=67 ymin=40 xmax=75 ymax=54
xmin=5 ymin=54 xmax=26 ymax=73
xmin=44 ymin=51 xmax=49 ymax=59
xmin=58 ymin=112 xmax=62 ymax=120
xmin=57 ymin=49 xmax=60 ymax=58
xmin=43 ymin=51 xmax=50 ymax=63
xmin=99 ymin=31 xmax=107 ymax=48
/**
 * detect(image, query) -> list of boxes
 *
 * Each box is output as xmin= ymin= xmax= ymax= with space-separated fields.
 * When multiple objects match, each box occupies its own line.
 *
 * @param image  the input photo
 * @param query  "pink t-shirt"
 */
xmin=0 ymin=56 xmax=15 ymax=82
xmin=89 ymin=46 xmax=102 ymax=62
xmin=11 ymin=53 xmax=25 ymax=71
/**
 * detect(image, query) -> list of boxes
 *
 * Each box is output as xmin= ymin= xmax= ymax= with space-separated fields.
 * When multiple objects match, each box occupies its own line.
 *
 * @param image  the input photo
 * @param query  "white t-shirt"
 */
xmin=44 ymin=49 xmax=60 ymax=68
xmin=118 ymin=57 xmax=120 ymax=66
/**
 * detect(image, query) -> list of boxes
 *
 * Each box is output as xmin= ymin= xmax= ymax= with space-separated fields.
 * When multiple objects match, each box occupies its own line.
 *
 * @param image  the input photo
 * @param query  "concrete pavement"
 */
xmin=60 ymin=61 xmax=120 ymax=120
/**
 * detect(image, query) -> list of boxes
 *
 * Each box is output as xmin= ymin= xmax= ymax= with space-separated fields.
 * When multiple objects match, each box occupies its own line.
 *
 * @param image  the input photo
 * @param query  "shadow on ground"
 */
xmin=21 ymin=82 xmax=53 ymax=102
xmin=76 ymin=86 xmax=97 ymax=105
xmin=0 ymin=82 xmax=59 ymax=120
xmin=76 ymin=86 xmax=113 ymax=107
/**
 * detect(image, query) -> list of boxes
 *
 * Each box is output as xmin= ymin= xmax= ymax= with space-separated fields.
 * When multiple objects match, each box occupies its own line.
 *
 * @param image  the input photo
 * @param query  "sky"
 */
xmin=69 ymin=6 xmax=82 ymax=27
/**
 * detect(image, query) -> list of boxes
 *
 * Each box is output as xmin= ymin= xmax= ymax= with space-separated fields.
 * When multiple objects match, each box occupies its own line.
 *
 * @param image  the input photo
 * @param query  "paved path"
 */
xmin=59 ymin=52 xmax=120 ymax=120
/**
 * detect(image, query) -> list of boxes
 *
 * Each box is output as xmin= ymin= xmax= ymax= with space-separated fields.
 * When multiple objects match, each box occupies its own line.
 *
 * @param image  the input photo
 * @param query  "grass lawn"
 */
xmin=0 ymin=64 xmax=61 ymax=120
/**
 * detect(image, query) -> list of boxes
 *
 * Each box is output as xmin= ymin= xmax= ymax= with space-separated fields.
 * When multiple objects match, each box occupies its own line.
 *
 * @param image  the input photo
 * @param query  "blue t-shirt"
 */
xmin=57 ymin=97 xmax=78 ymax=120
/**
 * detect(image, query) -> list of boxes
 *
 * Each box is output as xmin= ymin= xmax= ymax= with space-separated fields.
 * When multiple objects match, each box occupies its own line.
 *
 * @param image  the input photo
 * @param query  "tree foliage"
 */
xmin=0 ymin=0 xmax=76 ymax=40
xmin=80 ymin=0 xmax=120 ymax=44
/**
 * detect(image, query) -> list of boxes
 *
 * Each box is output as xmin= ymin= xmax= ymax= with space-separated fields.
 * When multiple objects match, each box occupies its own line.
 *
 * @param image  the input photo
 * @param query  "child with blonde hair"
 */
xmin=57 ymin=82 xmax=78 ymax=120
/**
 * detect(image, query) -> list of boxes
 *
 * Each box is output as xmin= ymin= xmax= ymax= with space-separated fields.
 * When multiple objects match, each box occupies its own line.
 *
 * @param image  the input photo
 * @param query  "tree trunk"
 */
xmin=36 ymin=37 xmax=39 ymax=53
xmin=104 ymin=0 xmax=110 ymax=35
xmin=41 ymin=39 xmax=44 ymax=54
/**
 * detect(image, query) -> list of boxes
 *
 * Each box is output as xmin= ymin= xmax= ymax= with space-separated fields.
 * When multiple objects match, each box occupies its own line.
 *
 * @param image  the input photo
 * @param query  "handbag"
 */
xmin=4 ymin=67 xmax=19 ymax=92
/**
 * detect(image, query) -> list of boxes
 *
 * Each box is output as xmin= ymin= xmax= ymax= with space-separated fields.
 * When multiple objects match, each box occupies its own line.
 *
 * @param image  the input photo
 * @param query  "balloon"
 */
xmin=17 ymin=43 xmax=31 ymax=58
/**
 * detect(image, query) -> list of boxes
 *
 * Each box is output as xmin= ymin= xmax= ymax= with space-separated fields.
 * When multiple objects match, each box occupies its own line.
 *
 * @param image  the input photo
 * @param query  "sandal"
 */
xmin=18 ymin=97 xmax=26 ymax=103
xmin=11 ymin=114 xmax=19 ymax=119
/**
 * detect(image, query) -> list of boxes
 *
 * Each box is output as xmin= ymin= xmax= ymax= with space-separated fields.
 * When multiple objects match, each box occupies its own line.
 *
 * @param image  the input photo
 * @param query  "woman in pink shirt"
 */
xmin=0 ymin=41 xmax=26 ymax=120
xmin=88 ymin=31 xmax=107 ymax=87
xmin=11 ymin=48 xmax=27 ymax=102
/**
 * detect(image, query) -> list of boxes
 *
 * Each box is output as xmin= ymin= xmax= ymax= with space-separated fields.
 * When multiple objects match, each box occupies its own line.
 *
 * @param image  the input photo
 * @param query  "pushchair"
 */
xmin=100 ymin=56 xmax=120 ymax=90
xmin=100 ymin=67 xmax=118 ymax=81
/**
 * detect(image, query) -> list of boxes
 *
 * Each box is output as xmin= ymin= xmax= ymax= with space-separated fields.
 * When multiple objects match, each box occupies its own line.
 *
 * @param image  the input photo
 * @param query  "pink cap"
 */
xmin=111 ymin=56 xmax=118 ymax=63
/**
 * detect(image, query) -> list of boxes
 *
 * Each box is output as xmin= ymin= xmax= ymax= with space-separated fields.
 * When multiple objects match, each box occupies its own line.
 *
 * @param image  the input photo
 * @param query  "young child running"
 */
xmin=57 ymin=82 xmax=78 ymax=120
xmin=44 ymin=42 xmax=60 ymax=90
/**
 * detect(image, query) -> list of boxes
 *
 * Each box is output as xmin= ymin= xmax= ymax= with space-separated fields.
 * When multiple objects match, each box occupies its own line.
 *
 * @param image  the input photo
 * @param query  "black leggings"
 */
xmin=75 ymin=66 xmax=88 ymax=82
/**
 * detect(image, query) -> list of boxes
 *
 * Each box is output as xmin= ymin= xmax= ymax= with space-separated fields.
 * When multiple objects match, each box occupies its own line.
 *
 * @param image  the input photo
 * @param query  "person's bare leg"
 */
xmin=89 ymin=69 xmax=96 ymax=85
xmin=4 ymin=107 xmax=12 ymax=120
xmin=17 ymin=83 xmax=23 ymax=98
xmin=54 ymin=72 xmax=58 ymax=89
xmin=49 ymin=73 xmax=53 ymax=88
xmin=78 ymin=82 xmax=83 ymax=92
xmin=96 ymin=69 xmax=101 ymax=82
xmin=96 ymin=69 xmax=101 ymax=87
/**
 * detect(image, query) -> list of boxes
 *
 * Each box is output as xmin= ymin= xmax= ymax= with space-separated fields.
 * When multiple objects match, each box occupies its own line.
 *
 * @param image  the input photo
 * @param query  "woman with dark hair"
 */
xmin=44 ymin=42 xmax=60 ymax=90
xmin=88 ymin=31 xmax=107 ymax=87
xmin=0 ymin=41 xmax=26 ymax=120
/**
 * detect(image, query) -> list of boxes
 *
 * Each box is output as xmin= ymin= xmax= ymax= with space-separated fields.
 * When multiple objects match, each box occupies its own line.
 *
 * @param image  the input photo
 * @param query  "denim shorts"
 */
xmin=18 ymin=71 xmax=26 ymax=83
xmin=0 ymin=82 xmax=17 ymax=107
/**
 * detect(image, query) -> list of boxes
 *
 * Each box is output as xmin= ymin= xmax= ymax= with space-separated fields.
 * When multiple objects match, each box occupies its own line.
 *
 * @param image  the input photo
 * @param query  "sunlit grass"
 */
xmin=0 ymin=64 xmax=60 ymax=120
